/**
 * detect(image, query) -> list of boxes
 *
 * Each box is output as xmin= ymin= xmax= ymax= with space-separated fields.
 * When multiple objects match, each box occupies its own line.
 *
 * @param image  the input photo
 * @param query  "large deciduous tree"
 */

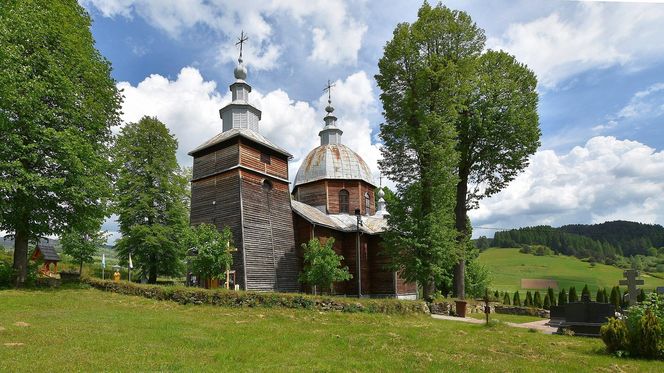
xmin=0 ymin=0 xmax=121 ymax=286
xmin=377 ymin=3 xmax=539 ymax=299
xmin=61 ymin=228 xmax=105 ymax=275
xmin=114 ymin=116 xmax=188 ymax=283
xmin=376 ymin=3 xmax=484 ymax=299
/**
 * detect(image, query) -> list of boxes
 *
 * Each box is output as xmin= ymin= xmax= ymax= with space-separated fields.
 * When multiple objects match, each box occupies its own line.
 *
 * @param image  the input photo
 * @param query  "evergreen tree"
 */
xmin=547 ymin=287 xmax=557 ymax=307
xmin=525 ymin=291 xmax=533 ymax=307
xmin=114 ymin=116 xmax=189 ymax=283
xmin=581 ymin=284 xmax=591 ymax=301
xmin=503 ymin=292 xmax=511 ymax=305
xmin=637 ymin=288 xmax=646 ymax=303
xmin=543 ymin=294 xmax=551 ymax=310
xmin=0 ymin=0 xmax=121 ymax=286
xmin=596 ymin=288 xmax=604 ymax=303
xmin=533 ymin=291 xmax=543 ymax=308
xmin=569 ymin=286 xmax=578 ymax=302
xmin=610 ymin=286 xmax=621 ymax=310
xmin=558 ymin=288 xmax=568 ymax=305
xmin=513 ymin=291 xmax=521 ymax=306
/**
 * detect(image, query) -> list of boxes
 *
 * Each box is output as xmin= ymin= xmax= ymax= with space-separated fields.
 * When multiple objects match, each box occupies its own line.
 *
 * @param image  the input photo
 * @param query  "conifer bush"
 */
xmin=596 ymin=288 xmax=604 ymax=303
xmin=600 ymin=317 xmax=629 ymax=354
xmin=543 ymin=294 xmax=551 ymax=310
xmin=558 ymin=288 xmax=568 ymax=305
xmin=610 ymin=286 xmax=621 ymax=310
xmin=569 ymin=286 xmax=578 ymax=302
xmin=581 ymin=285 xmax=591 ymax=301
xmin=638 ymin=289 xmax=646 ymax=303
xmin=524 ymin=291 xmax=533 ymax=307
xmin=547 ymin=287 xmax=556 ymax=307
xmin=533 ymin=291 xmax=542 ymax=308
xmin=503 ymin=292 xmax=510 ymax=305
xmin=513 ymin=291 xmax=521 ymax=306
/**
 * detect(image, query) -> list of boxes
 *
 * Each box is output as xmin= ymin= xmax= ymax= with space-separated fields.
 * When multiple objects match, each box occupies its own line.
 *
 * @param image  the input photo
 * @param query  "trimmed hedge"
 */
xmin=83 ymin=278 xmax=429 ymax=315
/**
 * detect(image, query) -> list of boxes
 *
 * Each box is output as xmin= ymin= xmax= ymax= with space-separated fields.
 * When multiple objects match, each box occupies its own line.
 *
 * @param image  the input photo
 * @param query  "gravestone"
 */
xmin=619 ymin=269 xmax=644 ymax=306
xmin=557 ymin=302 xmax=614 ymax=337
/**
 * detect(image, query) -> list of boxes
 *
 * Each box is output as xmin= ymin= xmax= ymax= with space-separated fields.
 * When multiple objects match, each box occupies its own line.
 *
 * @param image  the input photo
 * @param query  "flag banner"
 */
xmin=101 ymin=254 xmax=106 ymax=269
xmin=129 ymin=253 xmax=133 ymax=269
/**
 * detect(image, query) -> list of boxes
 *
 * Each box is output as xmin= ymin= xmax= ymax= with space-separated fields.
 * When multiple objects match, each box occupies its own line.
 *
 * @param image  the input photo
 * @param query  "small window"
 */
xmin=339 ymin=189 xmax=349 ymax=214
xmin=260 ymin=153 xmax=271 ymax=164
xmin=262 ymin=179 xmax=273 ymax=191
xmin=364 ymin=192 xmax=371 ymax=215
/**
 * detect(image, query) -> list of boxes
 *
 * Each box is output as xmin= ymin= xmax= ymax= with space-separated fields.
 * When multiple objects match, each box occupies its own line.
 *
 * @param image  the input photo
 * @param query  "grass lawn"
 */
xmin=1 ymin=287 xmax=663 ymax=372
xmin=478 ymin=248 xmax=664 ymax=293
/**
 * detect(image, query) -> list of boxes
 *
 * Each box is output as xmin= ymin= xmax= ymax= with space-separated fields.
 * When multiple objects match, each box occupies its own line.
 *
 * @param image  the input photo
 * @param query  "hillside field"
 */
xmin=2 ymin=287 xmax=664 ymax=372
xmin=478 ymin=248 xmax=664 ymax=293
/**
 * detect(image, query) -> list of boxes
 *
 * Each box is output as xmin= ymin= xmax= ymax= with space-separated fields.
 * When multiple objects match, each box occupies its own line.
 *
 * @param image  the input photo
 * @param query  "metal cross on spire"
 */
xmin=236 ymin=30 xmax=248 ymax=60
xmin=323 ymin=79 xmax=335 ymax=104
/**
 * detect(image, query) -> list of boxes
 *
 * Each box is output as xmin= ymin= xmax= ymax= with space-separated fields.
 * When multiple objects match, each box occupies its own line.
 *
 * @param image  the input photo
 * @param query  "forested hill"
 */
xmin=493 ymin=221 xmax=664 ymax=260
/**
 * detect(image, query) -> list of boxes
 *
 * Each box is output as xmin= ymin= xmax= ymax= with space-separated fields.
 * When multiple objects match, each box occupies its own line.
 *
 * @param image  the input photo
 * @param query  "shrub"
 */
xmin=533 ymin=291 xmax=542 ymax=308
xmin=547 ymin=287 xmax=556 ymax=307
xmin=610 ymin=286 xmax=621 ymax=310
xmin=638 ymin=289 xmax=646 ymax=303
xmin=503 ymin=292 xmax=511 ymax=305
xmin=543 ymin=294 xmax=551 ymax=310
xmin=0 ymin=257 xmax=13 ymax=287
xmin=524 ymin=291 xmax=533 ymax=307
xmin=600 ymin=317 xmax=629 ymax=354
xmin=596 ymin=288 xmax=605 ymax=303
xmin=633 ymin=309 xmax=663 ymax=359
xmin=558 ymin=288 xmax=568 ymax=305
xmin=581 ymin=285 xmax=591 ymax=301
xmin=569 ymin=286 xmax=578 ymax=302
xmin=513 ymin=291 xmax=521 ymax=306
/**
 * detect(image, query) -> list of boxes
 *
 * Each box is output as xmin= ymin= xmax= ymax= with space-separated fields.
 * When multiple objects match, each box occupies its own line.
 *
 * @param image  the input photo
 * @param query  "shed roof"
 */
xmin=34 ymin=244 xmax=60 ymax=261
xmin=291 ymin=200 xmax=387 ymax=235
xmin=189 ymin=128 xmax=292 ymax=158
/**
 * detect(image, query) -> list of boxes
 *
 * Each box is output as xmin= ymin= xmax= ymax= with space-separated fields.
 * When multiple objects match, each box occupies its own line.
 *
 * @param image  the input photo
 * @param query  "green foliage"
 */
xmin=547 ymin=287 xmax=556 ymax=307
xmin=0 ymin=254 xmax=12 ymax=287
xmin=543 ymin=294 xmax=551 ymax=310
xmin=638 ymin=289 xmax=647 ymax=303
xmin=601 ymin=318 xmax=629 ymax=354
xmin=582 ymin=285 xmax=591 ymax=301
xmin=0 ymin=0 xmax=122 ymax=285
xmin=610 ymin=286 xmax=622 ymax=310
xmin=632 ymin=309 xmax=663 ymax=358
xmin=114 ymin=117 xmax=189 ymax=283
xmin=558 ymin=288 xmax=568 ymax=305
xmin=83 ymin=277 xmax=427 ymax=315
xmin=299 ymin=238 xmax=352 ymax=293
xmin=475 ymin=236 xmax=491 ymax=251
xmin=187 ymin=224 xmax=234 ymax=282
xmin=503 ymin=292 xmax=511 ymax=305
xmin=533 ymin=291 xmax=542 ymax=309
xmin=569 ymin=286 xmax=578 ymax=303
xmin=524 ymin=291 xmax=533 ymax=307
xmin=596 ymin=288 xmax=605 ymax=303
xmin=513 ymin=291 xmax=521 ymax=306
xmin=464 ymin=257 xmax=490 ymax=298
xmin=60 ymin=229 xmax=105 ymax=274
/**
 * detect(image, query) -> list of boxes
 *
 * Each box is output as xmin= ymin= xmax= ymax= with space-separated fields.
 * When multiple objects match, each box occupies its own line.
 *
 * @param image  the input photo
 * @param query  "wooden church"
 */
xmin=189 ymin=46 xmax=416 ymax=298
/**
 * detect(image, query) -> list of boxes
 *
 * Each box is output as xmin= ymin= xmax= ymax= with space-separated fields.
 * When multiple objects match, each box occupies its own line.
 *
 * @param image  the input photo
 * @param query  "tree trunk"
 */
xmin=422 ymin=278 xmax=436 ymax=301
xmin=453 ymin=175 xmax=469 ymax=299
xmin=13 ymin=225 xmax=29 ymax=288
xmin=148 ymin=258 xmax=157 ymax=284
xmin=79 ymin=260 xmax=84 ymax=275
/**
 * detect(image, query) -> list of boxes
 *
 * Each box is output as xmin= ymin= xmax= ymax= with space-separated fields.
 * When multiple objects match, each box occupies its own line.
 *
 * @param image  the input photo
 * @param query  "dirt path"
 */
xmin=431 ymin=314 xmax=557 ymax=334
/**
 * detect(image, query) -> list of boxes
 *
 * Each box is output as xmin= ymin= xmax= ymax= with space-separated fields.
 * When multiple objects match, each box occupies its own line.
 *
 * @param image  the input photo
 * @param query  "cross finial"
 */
xmin=323 ymin=79 xmax=335 ymax=104
xmin=236 ymin=31 xmax=248 ymax=60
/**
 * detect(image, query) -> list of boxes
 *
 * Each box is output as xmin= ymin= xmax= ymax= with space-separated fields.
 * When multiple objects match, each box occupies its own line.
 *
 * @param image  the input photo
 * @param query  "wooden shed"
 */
xmin=31 ymin=244 xmax=60 ymax=276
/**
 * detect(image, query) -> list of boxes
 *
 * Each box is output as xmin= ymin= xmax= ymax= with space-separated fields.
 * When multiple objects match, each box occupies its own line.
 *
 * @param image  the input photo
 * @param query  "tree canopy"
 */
xmin=187 ymin=224 xmax=234 ymax=283
xmin=0 ymin=0 xmax=122 ymax=286
xmin=299 ymin=238 xmax=352 ymax=294
xmin=113 ymin=116 xmax=189 ymax=283
xmin=61 ymin=228 xmax=105 ymax=274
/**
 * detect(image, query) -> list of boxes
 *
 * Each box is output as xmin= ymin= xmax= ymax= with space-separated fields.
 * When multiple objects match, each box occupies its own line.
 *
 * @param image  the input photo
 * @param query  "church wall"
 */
xmin=240 ymin=170 xmax=299 ymax=292
xmin=396 ymin=274 xmax=417 ymax=295
xmin=189 ymin=170 xmax=245 ymax=289
xmin=238 ymin=141 xmax=288 ymax=180
xmin=294 ymin=181 xmax=328 ymax=211
xmin=192 ymin=141 xmax=239 ymax=180
xmin=367 ymin=235 xmax=396 ymax=295
xmin=360 ymin=183 xmax=376 ymax=216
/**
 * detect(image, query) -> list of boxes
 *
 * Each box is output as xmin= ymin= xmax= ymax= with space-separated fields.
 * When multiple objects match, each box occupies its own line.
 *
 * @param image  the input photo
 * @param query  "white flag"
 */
xmin=128 ymin=253 xmax=133 ymax=269
xmin=101 ymin=254 xmax=106 ymax=269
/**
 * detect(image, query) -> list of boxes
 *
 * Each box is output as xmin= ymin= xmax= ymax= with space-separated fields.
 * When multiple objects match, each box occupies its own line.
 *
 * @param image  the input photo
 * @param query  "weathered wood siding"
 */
xmin=189 ymin=170 xmax=245 ymax=289
xmin=240 ymin=170 xmax=299 ymax=292
xmin=239 ymin=141 xmax=288 ymax=180
xmin=367 ymin=236 xmax=395 ymax=295
xmin=294 ymin=181 xmax=328 ymax=211
xmin=396 ymin=274 xmax=417 ymax=295
xmin=192 ymin=141 xmax=239 ymax=180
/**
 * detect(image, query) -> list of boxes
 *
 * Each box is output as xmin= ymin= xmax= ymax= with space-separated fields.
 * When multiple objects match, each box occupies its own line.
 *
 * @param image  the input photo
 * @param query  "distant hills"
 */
xmin=492 ymin=220 xmax=664 ymax=261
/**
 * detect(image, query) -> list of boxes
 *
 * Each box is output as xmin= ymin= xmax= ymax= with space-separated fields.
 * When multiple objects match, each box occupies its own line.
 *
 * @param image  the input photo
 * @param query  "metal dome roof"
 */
xmin=294 ymin=144 xmax=376 ymax=187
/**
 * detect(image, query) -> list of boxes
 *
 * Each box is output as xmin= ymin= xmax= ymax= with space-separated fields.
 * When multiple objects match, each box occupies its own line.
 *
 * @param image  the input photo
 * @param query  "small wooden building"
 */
xmin=31 ymin=244 xmax=60 ymax=276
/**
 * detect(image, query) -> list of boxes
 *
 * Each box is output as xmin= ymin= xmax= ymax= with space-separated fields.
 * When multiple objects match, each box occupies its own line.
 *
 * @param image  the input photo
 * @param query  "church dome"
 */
xmin=294 ymin=144 xmax=375 ymax=187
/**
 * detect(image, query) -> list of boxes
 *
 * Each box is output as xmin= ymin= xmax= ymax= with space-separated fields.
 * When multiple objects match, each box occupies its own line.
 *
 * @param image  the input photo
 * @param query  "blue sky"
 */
xmin=78 ymin=0 xmax=664 ymax=240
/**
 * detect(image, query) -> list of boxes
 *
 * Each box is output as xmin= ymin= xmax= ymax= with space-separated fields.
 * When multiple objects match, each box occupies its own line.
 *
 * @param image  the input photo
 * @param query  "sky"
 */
xmin=76 ymin=0 xmax=664 ymax=242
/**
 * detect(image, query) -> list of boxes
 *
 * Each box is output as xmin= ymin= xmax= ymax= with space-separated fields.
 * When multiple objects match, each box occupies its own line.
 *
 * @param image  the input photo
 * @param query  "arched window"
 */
xmin=339 ymin=189 xmax=349 ymax=214
xmin=364 ymin=192 xmax=371 ymax=215
xmin=262 ymin=179 xmax=273 ymax=191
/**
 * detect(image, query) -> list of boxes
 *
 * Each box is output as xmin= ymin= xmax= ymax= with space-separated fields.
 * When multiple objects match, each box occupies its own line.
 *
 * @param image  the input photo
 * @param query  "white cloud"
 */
xmin=471 ymin=136 xmax=664 ymax=237
xmin=81 ymin=0 xmax=367 ymax=69
xmin=618 ymin=82 xmax=664 ymax=119
xmin=488 ymin=2 xmax=664 ymax=89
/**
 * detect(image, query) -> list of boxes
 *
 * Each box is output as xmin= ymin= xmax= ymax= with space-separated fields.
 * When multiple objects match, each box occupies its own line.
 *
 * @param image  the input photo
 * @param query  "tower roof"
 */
xmin=294 ymin=144 xmax=375 ymax=187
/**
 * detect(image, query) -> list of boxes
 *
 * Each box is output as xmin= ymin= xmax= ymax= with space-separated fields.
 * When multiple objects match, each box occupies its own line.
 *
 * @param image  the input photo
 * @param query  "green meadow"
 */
xmin=478 ymin=248 xmax=664 ymax=293
xmin=1 ymin=286 xmax=664 ymax=372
